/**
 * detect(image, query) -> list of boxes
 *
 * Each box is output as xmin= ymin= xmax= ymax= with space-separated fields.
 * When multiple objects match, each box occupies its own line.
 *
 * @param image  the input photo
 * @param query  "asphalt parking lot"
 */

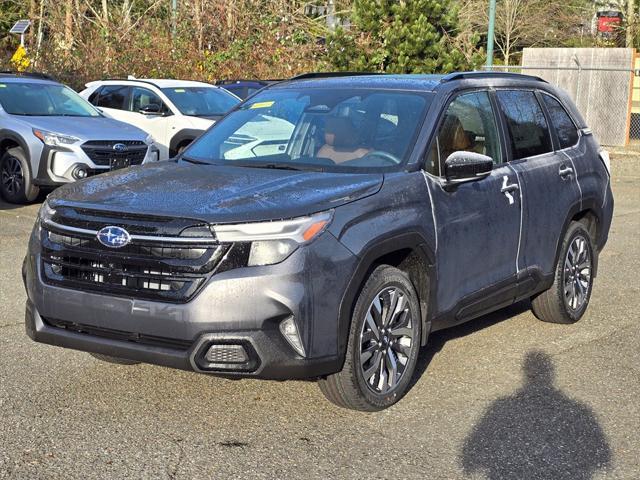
xmin=0 ymin=155 xmax=638 ymax=480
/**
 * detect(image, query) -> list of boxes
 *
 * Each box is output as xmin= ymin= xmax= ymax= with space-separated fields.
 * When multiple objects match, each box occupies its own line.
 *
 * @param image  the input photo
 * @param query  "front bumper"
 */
xmin=23 ymin=231 xmax=357 ymax=380
xmin=33 ymin=142 xmax=160 ymax=187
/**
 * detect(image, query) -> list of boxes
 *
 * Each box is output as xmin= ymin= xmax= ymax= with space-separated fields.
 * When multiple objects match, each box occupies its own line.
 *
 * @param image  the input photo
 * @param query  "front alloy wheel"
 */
xmin=318 ymin=265 xmax=422 ymax=411
xmin=0 ymin=147 xmax=39 ymax=203
xmin=360 ymin=287 xmax=415 ymax=394
xmin=1 ymin=155 xmax=24 ymax=198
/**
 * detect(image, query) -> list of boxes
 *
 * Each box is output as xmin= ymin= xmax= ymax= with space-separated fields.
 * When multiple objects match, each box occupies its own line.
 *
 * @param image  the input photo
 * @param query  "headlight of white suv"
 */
xmin=212 ymin=210 xmax=333 ymax=266
xmin=144 ymin=134 xmax=155 ymax=146
xmin=33 ymin=129 xmax=80 ymax=147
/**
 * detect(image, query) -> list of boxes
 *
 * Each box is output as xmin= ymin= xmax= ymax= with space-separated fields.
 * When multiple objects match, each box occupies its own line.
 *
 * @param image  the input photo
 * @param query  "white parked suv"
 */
xmin=80 ymin=78 xmax=241 ymax=160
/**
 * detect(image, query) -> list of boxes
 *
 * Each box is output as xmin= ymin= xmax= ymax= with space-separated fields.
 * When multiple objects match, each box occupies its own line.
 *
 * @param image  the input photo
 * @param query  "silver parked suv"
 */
xmin=0 ymin=72 xmax=158 ymax=204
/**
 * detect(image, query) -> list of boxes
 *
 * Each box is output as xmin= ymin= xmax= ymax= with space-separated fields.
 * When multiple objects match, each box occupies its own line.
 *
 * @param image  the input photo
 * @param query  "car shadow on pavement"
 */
xmin=459 ymin=350 xmax=611 ymax=480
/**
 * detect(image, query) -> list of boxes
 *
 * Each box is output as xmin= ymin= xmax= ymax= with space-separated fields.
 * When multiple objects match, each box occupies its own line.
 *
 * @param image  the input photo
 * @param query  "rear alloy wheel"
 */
xmin=531 ymin=222 xmax=595 ymax=324
xmin=318 ymin=265 xmax=421 ymax=411
xmin=0 ymin=147 xmax=39 ymax=204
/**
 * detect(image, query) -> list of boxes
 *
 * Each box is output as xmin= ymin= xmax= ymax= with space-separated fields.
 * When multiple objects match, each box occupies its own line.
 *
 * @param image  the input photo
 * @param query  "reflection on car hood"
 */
xmin=49 ymin=161 xmax=384 ymax=224
xmin=16 ymin=115 xmax=148 ymax=141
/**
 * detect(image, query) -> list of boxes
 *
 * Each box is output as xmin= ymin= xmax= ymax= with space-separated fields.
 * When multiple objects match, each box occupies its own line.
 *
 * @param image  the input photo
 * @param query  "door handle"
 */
xmin=559 ymin=165 xmax=574 ymax=178
xmin=501 ymin=175 xmax=519 ymax=205
xmin=501 ymin=176 xmax=519 ymax=193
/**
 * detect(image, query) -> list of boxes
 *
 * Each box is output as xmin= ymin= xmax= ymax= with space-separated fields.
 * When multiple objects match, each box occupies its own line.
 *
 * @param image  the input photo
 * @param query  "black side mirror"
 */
xmin=444 ymin=151 xmax=494 ymax=185
xmin=139 ymin=103 xmax=162 ymax=115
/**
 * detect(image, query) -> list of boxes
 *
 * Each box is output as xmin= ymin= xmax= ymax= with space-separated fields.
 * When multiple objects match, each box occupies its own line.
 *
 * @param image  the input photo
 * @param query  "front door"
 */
xmin=425 ymin=90 xmax=522 ymax=322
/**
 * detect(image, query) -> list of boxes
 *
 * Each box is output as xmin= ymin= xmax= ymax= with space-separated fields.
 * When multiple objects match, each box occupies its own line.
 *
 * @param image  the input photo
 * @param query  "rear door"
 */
xmin=91 ymin=84 xmax=131 ymax=122
xmin=425 ymin=90 xmax=523 ymax=322
xmin=496 ymin=89 xmax=581 ymax=287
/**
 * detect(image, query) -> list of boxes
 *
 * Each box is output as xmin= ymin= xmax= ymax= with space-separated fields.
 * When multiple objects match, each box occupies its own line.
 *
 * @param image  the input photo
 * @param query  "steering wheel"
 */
xmin=358 ymin=150 xmax=402 ymax=166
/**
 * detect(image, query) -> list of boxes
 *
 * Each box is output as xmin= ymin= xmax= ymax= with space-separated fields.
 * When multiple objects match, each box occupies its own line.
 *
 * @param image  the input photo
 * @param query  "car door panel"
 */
xmin=424 ymin=90 xmax=522 ymax=323
xmin=428 ymin=167 xmax=521 ymax=321
xmin=499 ymin=91 xmax=581 ymax=280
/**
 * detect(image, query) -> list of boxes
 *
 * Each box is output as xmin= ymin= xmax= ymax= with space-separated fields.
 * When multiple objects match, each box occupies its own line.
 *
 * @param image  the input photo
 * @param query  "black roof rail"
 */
xmin=290 ymin=71 xmax=384 ymax=80
xmin=440 ymin=71 xmax=547 ymax=83
xmin=0 ymin=70 xmax=55 ymax=81
xmin=89 ymin=78 xmax=168 ymax=88
xmin=215 ymin=79 xmax=280 ymax=85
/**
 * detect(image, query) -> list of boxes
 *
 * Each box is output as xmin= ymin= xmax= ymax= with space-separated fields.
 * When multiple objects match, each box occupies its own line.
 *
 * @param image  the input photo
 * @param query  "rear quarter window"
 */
xmin=496 ymin=90 xmax=553 ymax=160
xmin=541 ymin=94 xmax=579 ymax=149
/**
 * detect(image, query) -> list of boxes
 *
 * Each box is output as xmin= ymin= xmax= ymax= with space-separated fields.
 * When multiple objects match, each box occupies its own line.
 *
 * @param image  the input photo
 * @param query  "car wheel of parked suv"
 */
xmin=531 ymin=222 xmax=595 ymax=324
xmin=90 ymin=353 xmax=140 ymax=365
xmin=318 ymin=265 xmax=421 ymax=411
xmin=0 ymin=147 xmax=39 ymax=204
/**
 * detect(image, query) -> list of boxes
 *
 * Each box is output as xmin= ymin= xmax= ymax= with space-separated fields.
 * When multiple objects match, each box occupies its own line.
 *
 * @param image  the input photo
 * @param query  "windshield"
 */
xmin=162 ymin=87 xmax=240 ymax=116
xmin=0 ymin=82 xmax=100 ymax=117
xmin=183 ymin=88 xmax=431 ymax=172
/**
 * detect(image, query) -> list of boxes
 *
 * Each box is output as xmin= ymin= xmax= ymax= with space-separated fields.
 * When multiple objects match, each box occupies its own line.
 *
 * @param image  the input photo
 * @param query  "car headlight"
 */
xmin=33 ymin=129 xmax=80 ymax=147
xmin=212 ymin=211 xmax=333 ymax=266
xmin=144 ymin=134 xmax=155 ymax=146
xmin=37 ymin=201 xmax=56 ymax=240
xmin=38 ymin=200 xmax=56 ymax=223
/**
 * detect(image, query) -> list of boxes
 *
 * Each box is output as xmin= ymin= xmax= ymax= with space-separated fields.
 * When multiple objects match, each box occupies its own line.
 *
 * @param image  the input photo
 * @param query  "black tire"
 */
xmin=89 ymin=353 xmax=140 ymax=365
xmin=171 ymin=140 xmax=192 ymax=158
xmin=318 ymin=265 xmax=422 ymax=411
xmin=531 ymin=222 xmax=595 ymax=324
xmin=0 ymin=147 xmax=39 ymax=204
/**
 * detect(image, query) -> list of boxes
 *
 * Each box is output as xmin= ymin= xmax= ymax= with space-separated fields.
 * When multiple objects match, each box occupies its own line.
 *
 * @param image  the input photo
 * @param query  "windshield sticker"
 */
xmin=249 ymin=101 xmax=274 ymax=109
xmin=0 ymin=84 xmax=6 ymax=88
xmin=174 ymin=88 xmax=186 ymax=93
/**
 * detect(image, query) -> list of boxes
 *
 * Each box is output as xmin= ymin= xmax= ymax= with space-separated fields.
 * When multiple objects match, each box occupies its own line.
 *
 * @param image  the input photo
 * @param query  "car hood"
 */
xmin=18 ymin=115 xmax=148 ymax=141
xmin=49 ymin=161 xmax=384 ymax=224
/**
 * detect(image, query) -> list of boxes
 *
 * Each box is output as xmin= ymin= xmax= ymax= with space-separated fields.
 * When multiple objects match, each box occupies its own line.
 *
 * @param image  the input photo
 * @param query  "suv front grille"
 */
xmin=40 ymin=216 xmax=230 ymax=303
xmin=81 ymin=140 xmax=148 ymax=167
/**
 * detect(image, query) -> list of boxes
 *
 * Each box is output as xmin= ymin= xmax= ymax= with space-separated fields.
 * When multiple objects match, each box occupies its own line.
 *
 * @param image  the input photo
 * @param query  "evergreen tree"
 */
xmin=326 ymin=0 xmax=472 ymax=73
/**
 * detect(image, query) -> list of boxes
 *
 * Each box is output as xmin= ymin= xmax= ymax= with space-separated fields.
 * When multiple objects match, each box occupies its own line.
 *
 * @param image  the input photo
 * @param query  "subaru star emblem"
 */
xmin=112 ymin=143 xmax=128 ymax=152
xmin=97 ymin=226 xmax=131 ymax=248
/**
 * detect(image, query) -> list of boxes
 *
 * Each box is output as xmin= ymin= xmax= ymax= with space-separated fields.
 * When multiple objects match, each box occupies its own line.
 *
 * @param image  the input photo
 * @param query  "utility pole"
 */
xmin=486 ymin=0 xmax=497 ymax=68
xmin=171 ymin=0 xmax=178 ymax=38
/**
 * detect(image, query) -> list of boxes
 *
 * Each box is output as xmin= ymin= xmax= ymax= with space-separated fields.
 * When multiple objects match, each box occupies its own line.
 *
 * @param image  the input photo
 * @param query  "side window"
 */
xmin=496 ymin=90 xmax=553 ymax=160
xmin=541 ymin=94 xmax=579 ymax=149
xmin=131 ymin=87 xmax=167 ymax=113
xmin=427 ymin=91 xmax=501 ymax=175
xmin=87 ymin=89 xmax=100 ymax=104
xmin=94 ymin=85 xmax=129 ymax=110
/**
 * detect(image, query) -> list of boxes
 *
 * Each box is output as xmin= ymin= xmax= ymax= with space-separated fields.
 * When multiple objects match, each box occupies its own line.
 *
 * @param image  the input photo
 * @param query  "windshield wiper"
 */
xmin=234 ymin=162 xmax=326 ymax=172
xmin=181 ymin=157 xmax=211 ymax=165
xmin=249 ymin=163 xmax=304 ymax=171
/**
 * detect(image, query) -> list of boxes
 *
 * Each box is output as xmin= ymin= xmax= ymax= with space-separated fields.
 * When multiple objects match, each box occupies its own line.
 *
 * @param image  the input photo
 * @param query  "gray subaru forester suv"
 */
xmin=0 ymin=72 xmax=157 ymax=204
xmin=23 ymin=72 xmax=613 ymax=411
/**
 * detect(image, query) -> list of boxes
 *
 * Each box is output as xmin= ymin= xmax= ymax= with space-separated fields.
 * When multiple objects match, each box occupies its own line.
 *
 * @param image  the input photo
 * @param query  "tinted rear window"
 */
xmin=95 ymin=85 xmax=129 ymax=110
xmin=497 ymin=90 xmax=553 ymax=160
xmin=542 ymin=94 xmax=579 ymax=149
